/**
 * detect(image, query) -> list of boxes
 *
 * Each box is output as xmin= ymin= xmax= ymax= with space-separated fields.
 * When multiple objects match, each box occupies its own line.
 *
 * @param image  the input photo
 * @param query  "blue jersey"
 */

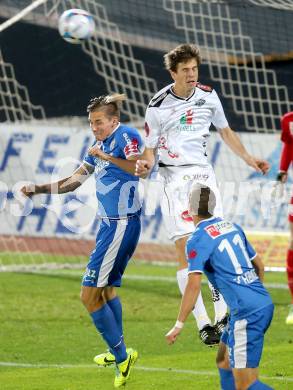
xmin=186 ymin=217 xmax=272 ymax=320
xmin=84 ymin=123 xmax=143 ymax=218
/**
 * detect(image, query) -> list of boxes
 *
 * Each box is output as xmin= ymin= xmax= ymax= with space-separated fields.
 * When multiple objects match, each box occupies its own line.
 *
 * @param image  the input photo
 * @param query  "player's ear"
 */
xmin=169 ymin=69 xmax=177 ymax=81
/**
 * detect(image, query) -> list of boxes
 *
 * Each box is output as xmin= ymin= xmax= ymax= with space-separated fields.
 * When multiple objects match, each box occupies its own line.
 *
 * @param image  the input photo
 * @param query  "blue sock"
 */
xmin=218 ymin=368 xmax=236 ymax=390
xmin=248 ymin=380 xmax=274 ymax=389
xmin=90 ymin=304 xmax=127 ymax=363
xmin=107 ymin=296 xmax=123 ymax=337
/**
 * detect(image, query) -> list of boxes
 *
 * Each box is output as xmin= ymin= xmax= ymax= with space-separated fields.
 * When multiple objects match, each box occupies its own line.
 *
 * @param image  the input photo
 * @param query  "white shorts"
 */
xmin=159 ymin=164 xmax=223 ymax=242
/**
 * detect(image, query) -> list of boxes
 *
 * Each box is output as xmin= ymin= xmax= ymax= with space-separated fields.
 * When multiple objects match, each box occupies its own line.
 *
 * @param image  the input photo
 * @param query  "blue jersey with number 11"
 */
xmin=186 ymin=217 xmax=272 ymax=320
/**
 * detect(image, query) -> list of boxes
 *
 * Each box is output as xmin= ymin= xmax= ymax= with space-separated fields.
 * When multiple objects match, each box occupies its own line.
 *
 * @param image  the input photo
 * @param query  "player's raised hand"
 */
xmin=88 ymin=145 xmax=109 ymax=161
xmin=20 ymin=184 xmax=36 ymax=198
xmin=135 ymin=159 xmax=152 ymax=177
xmin=244 ymin=155 xmax=270 ymax=175
xmin=165 ymin=325 xmax=182 ymax=345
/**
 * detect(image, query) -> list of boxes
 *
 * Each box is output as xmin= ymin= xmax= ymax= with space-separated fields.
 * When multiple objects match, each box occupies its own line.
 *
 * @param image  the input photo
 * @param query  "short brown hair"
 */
xmin=87 ymin=93 xmax=126 ymax=119
xmin=164 ymin=44 xmax=201 ymax=72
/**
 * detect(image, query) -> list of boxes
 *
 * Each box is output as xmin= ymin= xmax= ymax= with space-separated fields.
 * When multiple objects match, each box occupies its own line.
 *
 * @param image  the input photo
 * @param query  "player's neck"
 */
xmin=172 ymin=84 xmax=195 ymax=99
xmin=192 ymin=215 xmax=213 ymax=226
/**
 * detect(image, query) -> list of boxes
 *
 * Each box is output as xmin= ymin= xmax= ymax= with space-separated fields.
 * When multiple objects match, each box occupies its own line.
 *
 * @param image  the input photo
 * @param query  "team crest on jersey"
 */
xmin=205 ymin=221 xmax=236 ymax=239
xmin=194 ymin=99 xmax=206 ymax=107
xmin=109 ymin=139 xmax=116 ymax=150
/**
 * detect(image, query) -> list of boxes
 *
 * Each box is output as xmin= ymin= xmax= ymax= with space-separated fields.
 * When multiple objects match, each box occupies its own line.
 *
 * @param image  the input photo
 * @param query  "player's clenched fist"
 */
xmin=20 ymin=184 xmax=36 ymax=198
xmin=165 ymin=325 xmax=182 ymax=345
xmin=135 ymin=159 xmax=152 ymax=177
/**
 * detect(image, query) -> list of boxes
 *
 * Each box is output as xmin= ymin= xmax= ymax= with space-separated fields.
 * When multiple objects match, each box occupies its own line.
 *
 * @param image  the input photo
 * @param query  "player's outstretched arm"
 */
xmin=219 ymin=126 xmax=270 ymax=174
xmin=20 ymin=162 xmax=94 ymax=198
xmin=166 ymin=272 xmax=202 ymax=345
xmin=135 ymin=148 xmax=156 ymax=178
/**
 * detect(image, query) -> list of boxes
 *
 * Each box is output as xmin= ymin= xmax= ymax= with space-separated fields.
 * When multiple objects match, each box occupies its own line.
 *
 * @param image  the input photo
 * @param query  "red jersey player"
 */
xmin=277 ymin=111 xmax=293 ymax=324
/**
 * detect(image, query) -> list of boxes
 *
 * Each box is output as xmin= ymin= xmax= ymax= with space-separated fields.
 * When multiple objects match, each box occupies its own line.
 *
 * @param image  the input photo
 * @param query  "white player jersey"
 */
xmin=145 ymin=82 xmax=229 ymax=166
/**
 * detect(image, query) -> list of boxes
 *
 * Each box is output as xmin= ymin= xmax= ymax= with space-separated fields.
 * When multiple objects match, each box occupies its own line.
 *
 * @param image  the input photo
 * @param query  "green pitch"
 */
xmin=0 ymin=261 xmax=292 ymax=390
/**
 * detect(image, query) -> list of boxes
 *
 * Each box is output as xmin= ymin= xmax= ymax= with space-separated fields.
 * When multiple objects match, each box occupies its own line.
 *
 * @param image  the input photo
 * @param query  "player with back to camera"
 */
xmin=276 ymin=111 xmax=293 ymax=325
xmin=166 ymin=183 xmax=274 ymax=390
xmin=21 ymin=93 xmax=142 ymax=388
xmin=135 ymin=43 xmax=270 ymax=345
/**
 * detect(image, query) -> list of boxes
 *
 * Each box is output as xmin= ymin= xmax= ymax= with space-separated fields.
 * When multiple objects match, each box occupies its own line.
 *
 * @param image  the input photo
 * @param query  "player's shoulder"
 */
xmin=196 ymin=82 xmax=213 ymax=93
xmin=148 ymin=84 xmax=172 ymax=108
xmin=188 ymin=223 xmax=210 ymax=244
xmin=115 ymin=124 xmax=141 ymax=146
xmin=118 ymin=123 xmax=139 ymax=135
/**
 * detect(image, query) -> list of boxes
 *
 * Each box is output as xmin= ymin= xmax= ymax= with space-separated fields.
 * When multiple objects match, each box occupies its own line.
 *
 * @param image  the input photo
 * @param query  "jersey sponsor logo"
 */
xmin=205 ymin=221 xmax=236 ymax=238
xmin=205 ymin=225 xmax=221 ymax=237
xmin=144 ymin=122 xmax=150 ymax=137
xmin=177 ymin=109 xmax=198 ymax=132
xmin=188 ymin=249 xmax=197 ymax=259
xmin=123 ymin=133 xmax=140 ymax=157
xmin=290 ymin=122 xmax=293 ymax=137
xmin=158 ymin=136 xmax=179 ymax=158
xmin=180 ymin=109 xmax=194 ymax=124
xmin=194 ymin=98 xmax=206 ymax=107
xmin=183 ymin=173 xmax=209 ymax=181
xmin=181 ymin=210 xmax=193 ymax=222
xmin=94 ymin=157 xmax=109 ymax=172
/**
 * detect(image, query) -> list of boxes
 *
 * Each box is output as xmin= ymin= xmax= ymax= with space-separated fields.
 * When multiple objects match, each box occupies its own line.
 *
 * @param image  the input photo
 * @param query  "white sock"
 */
xmin=176 ymin=268 xmax=211 ymax=330
xmin=208 ymin=281 xmax=227 ymax=323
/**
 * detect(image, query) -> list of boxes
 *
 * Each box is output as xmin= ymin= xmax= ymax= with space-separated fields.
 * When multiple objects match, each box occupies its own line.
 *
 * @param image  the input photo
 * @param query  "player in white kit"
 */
xmin=136 ymin=44 xmax=270 ymax=345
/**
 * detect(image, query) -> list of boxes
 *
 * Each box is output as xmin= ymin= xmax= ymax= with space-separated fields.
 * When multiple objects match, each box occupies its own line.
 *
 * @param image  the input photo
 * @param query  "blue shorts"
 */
xmin=82 ymin=215 xmax=141 ymax=288
xmin=220 ymin=304 xmax=274 ymax=368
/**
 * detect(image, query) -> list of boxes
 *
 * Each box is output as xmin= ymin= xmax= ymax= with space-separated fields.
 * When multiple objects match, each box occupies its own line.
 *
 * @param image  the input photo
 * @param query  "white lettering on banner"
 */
xmin=0 ymin=124 xmax=290 ymax=242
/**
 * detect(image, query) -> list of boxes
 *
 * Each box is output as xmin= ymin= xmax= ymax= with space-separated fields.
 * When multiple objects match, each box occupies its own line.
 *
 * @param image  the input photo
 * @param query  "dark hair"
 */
xmin=87 ymin=93 xmax=126 ymax=118
xmin=188 ymin=184 xmax=216 ymax=218
xmin=164 ymin=44 xmax=201 ymax=72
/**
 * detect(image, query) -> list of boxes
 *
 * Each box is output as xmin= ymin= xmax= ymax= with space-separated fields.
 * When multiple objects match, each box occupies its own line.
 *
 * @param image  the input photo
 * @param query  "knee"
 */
xmin=103 ymin=286 xmax=116 ymax=301
xmin=80 ymin=288 xmax=102 ymax=312
xmin=80 ymin=289 xmax=88 ymax=306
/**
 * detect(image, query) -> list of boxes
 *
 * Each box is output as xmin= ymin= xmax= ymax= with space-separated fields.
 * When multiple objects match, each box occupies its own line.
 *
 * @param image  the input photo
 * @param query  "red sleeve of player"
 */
xmin=280 ymin=142 xmax=293 ymax=172
xmin=280 ymin=112 xmax=293 ymax=144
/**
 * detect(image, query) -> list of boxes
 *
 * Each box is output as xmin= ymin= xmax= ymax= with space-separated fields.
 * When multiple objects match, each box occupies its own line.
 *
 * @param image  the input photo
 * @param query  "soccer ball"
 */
xmin=58 ymin=8 xmax=95 ymax=44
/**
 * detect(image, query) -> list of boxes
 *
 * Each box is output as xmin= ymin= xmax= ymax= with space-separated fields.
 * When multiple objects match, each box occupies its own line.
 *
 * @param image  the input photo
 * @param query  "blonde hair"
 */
xmin=87 ymin=93 xmax=126 ymax=118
